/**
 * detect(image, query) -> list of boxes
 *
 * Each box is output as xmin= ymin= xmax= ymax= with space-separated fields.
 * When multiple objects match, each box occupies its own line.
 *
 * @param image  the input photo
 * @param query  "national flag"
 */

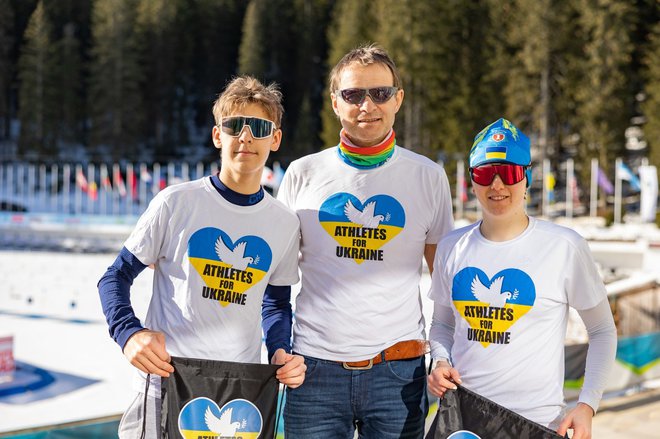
xmin=545 ymin=172 xmax=556 ymax=203
xmin=639 ymin=165 xmax=658 ymax=223
xmin=87 ymin=181 xmax=98 ymax=201
xmin=161 ymin=357 xmax=280 ymax=439
xmin=617 ymin=162 xmax=641 ymax=191
xmin=571 ymin=177 xmax=581 ymax=207
xmin=426 ymin=385 xmax=563 ymax=439
xmin=458 ymin=173 xmax=468 ymax=202
xmin=75 ymin=168 xmax=88 ymax=192
xmin=152 ymin=172 xmax=163 ymax=195
xmin=113 ymin=166 xmax=127 ymax=197
xmin=127 ymin=166 xmax=137 ymax=200
xmin=485 ymin=146 xmax=507 ymax=160
xmin=261 ymin=166 xmax=275 ymax=188
xmin=597 ymin=167 xmax=614 ymax=195
xmin=100 ymin=165 xmax=112 ymax=190
xmin=140 ymin=166 xmax=152 ymax=183
xmin=273 ymin=161 xmax=285 ymax=188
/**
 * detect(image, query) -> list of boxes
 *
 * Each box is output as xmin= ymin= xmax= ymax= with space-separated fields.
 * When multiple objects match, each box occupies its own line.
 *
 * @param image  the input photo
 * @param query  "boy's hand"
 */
xmin=271 ymin=349 xmax=306 ymax=388
xmin=427 ymin=360 xmax=462 ymax=398
xmin=123 ymin=329 xmax=174 ymax=378
xmin=557 ymin=402 xmax=594 ymax=439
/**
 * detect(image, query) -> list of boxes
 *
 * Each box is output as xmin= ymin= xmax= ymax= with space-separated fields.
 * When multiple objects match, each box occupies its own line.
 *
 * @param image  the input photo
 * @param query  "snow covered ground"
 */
xmin=0 ymin=250 xmax=151 ymax=433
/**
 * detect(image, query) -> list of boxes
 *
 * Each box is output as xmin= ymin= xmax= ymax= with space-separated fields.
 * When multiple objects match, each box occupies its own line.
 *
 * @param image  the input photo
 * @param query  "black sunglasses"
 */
xmin=219 ymin=116 xmax=275 ymax=139
xmin=337 ymin=87 xmax=398 ymax=105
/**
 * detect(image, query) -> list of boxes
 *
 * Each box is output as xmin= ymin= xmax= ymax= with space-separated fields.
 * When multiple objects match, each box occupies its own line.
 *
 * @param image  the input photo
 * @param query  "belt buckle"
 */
xmin=342 ymin=359 xmax=373 ymax=370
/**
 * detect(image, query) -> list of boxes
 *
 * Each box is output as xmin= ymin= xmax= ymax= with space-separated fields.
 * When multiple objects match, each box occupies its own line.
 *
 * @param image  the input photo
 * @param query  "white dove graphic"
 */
xmin=470 ymin=275 xmax=519 ymax=308
xmin=214 ymin=238 xmax=255 ymax=271
xmin=344 ymin=200 xmax=388 ymax=229
xmin=204 ymin=406 xmax=247 ymax=437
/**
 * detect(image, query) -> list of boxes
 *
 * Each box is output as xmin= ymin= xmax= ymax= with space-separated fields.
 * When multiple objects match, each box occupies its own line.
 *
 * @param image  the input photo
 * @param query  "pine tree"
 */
xmin=287 ymin=0 xmax=334 ymax=159
xmin=135 ymin=0 xmax=179 ymax=158
xmin=52 ymin=21 xmax=84 ymax=148
xmin=573 ymin=0 xmax=634 ymax=173
xmin=320 ymin=0 xmax=376 ymax=148
xmin=189 ymin=0 xmax=247 ymax=140
xmin=643 ymin=20 xmax=660 ymax=169
xmin=376 ymin=0 xmax=499 ymax=166
xmin=498 ymin=0 xmax=553 ymax=156
xmin=0 ymin=0 xmax=13 ymax=140
xmin=240 ymin=0 xmax=319 ymax=160
xmin=490 ymin=0 xmax=586 ymax=189
xmin=17 ymin=0 xmax=57 ymax=158
xmin=238 ymin=0 xmax=267 ymax=78
xmin=88 ymin=0 xmax=144 ymax=161
xmin=39 ymin=0 xmax=91 ymax=157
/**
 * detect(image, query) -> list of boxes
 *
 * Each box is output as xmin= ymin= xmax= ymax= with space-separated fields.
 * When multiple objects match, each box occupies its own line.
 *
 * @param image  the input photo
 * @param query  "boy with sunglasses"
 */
xmin=278 ymin=44 xmax=454 ymax=438
xmin=98 ymin=76 xmax=306 ymax=438
xmin=427 ymin=118 xmax=616 ymax=439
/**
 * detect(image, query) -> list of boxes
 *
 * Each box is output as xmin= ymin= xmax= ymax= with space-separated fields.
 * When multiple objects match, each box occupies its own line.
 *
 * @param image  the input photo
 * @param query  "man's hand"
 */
xmin=427 ymin=360 xmax=462 ymax=398
xmin=271 ymin=349 xmax=306 ymax=388
xmin=123 ymin=329 xmax=174 ymax=378
xmin=557 ymin=402 xmax=594 ymax=439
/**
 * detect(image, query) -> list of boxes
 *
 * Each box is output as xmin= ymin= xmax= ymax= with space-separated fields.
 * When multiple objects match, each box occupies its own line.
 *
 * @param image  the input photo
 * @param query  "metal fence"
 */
xmin=0 ymin=158 xmax=656 ymax=222
xmin=0 ymin=161 xmax=218 ymax=216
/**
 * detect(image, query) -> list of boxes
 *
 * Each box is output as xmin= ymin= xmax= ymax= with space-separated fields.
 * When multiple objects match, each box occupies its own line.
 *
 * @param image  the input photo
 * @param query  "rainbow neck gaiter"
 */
xmin=337 ymin=129 xmax=396 ymax=169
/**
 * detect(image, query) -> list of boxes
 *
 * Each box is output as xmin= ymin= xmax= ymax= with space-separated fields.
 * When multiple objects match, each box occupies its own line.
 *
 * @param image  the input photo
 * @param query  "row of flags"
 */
xmin=545 ymin=162 xmax=646 ymax=197
xmin=73 ymin=165 xmax=171 ymax=201
xmin=73 ymin=161 xmax=287 ymax=201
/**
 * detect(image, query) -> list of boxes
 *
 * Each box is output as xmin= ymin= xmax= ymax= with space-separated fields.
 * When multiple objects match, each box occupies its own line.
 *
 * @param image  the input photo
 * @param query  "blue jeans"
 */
xmin=284 ymin=355 xmax=428 ymax=438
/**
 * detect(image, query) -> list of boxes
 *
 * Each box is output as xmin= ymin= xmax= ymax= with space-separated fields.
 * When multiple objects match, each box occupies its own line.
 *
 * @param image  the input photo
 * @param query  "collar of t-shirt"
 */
xmin=210 ymin=174 xmax=264 ymax=206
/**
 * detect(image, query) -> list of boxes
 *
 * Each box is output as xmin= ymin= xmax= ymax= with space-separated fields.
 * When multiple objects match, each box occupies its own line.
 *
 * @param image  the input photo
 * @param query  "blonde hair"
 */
xmin=212 ymin=76 xmax=284 ymax=127
xmin=328 ymin=43 xmax=402 ymax=92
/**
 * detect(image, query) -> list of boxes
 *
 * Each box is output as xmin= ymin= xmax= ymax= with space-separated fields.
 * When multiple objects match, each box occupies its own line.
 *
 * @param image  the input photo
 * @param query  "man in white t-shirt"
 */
xmin=427 ymin=118 xmax=617 ymax=439
xmin=278 ymin=44 xmax=454 ymax=438
xmin=98 ymin=76 xmax=306 ymax=438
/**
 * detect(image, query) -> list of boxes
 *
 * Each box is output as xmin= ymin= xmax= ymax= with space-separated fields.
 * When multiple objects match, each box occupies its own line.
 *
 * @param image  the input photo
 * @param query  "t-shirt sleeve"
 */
xmin=124 ymin=192 xmax=169 ymax=265
xmin=428 ymin=244 xmax=452 ymax=303
xmin=267 ymin=223 xmax=300 ymax=287
xmin=426 ymin=167 xmax=455 ymax=245
xmin=276 ymin=166 xmax=295 ymax=209
xmin=565 ymin=235 xmax=607 ymax=310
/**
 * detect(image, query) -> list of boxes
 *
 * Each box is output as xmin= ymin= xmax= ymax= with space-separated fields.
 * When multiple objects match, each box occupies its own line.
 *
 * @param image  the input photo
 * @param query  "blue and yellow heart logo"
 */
xmin=452 ymin=267 xmax=535 ymax=347
xmin=188 ymin=227 xmax=271 ymax=306
xmin=319 ymin=193 xmax=405 ymax=264
xmin=448 ymin=431 xmax=482 ymax=439
xmin=178 ymin=397 xmax=263 ymax=439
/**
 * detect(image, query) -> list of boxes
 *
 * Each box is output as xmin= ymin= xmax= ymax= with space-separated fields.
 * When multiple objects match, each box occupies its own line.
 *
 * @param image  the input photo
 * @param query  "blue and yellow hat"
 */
xmin=469 ymin=118 xmax=532 ymax=186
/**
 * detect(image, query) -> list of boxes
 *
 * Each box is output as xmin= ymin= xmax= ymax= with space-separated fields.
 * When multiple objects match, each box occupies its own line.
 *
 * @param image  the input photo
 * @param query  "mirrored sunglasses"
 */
xmin=338 ymin=87 xmax=398 ymax=105
xmin=470 ymin=164 xmax=528 ymax=186
xmin=220 ymin=116 xmax=275 ymax=139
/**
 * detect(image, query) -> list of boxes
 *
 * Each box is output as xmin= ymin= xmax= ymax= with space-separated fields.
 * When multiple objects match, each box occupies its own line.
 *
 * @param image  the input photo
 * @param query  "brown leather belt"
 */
xmin=340 ymin=340 xmax=430 ymax=370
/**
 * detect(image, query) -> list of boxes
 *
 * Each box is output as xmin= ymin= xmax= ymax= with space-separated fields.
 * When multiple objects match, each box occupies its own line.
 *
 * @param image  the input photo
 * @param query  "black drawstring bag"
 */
xmin=426 ymin=385 xmax=564 ymax=439
xmin=161 ymin=356 xmax=281 ymax=439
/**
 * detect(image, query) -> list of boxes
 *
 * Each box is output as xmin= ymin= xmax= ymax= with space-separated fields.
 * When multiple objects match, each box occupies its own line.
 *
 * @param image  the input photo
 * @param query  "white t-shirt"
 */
xmin=278 ymin=146 xmax=454 ymax=361
xmin=429 ymin=217 xmax=606 ymax=426
xmin=125 ymin=177 xmax=299 ymax=394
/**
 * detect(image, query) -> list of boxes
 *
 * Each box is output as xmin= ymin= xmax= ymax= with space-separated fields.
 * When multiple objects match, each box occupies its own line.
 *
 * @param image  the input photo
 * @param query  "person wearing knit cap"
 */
xmin=427 ymin=118 xmax=617 ymax=439
xmin=277 ymin=44 xmax=454 ymax=438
